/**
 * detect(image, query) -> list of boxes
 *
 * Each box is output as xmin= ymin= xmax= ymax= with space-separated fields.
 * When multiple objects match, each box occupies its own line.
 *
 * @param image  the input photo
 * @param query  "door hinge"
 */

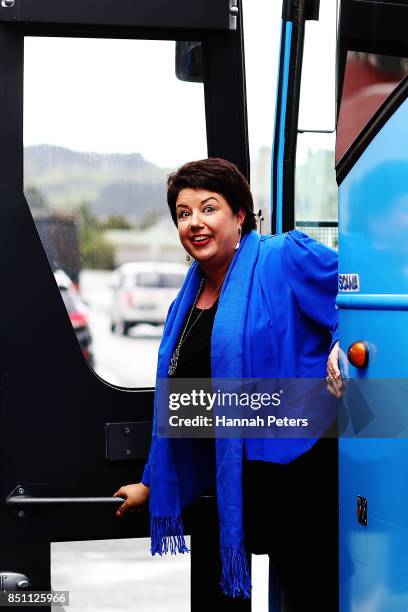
xmin=256 ymin=209 xmax=264 ymax=235
xmin=0 ymin=572 xmax=31 ymax=591
xmin=229 ymin=0 xmax=238 ymax=30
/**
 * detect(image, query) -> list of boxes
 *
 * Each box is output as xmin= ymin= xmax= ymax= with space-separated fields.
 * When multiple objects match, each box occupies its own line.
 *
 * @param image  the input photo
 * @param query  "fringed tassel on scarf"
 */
xmin=151 ymin=515 xmax=189 ymax=556
xmin=220 ymin=546 xmax=252 ymax=599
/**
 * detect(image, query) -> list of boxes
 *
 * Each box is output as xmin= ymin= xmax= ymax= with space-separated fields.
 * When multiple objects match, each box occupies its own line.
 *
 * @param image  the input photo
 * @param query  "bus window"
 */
xmin=246 ymin=0 xmax=339 ymax=245
xmin=336 ymin=52 xmax=408 ymax=163
xmin=294 ymin=0 xmax=338 ymax=249
xmin=298 ymin=0 xmax=337 ymax=133
xmin=23 ymin=37 xmax=207 ymax=388
xmin=295 ymin=131 xmax=338 ymax=249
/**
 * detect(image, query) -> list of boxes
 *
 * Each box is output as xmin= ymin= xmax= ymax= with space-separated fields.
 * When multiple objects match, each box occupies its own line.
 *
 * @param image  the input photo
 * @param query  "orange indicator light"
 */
xmin=347 ymin=341 xmax=369 ymax=369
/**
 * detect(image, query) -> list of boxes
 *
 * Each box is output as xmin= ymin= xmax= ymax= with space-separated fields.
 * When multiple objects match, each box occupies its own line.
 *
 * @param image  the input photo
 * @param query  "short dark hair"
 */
xmin=167 ymin=158 xmax=257 ymax=235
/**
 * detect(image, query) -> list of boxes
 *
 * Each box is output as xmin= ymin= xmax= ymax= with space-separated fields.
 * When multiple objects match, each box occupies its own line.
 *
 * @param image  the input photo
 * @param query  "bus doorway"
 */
xmin=0 ymin=2 xmax=248 ymax=610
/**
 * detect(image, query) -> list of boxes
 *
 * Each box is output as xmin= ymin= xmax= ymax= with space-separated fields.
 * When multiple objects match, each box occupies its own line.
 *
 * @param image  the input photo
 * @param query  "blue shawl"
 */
xmin=144 ymin=230 xmax=338 ymax=599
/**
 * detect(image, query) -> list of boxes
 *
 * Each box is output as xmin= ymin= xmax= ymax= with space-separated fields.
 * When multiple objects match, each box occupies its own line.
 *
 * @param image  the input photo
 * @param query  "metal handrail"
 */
xmin=6 ymin=495 xmax=125 ymax=507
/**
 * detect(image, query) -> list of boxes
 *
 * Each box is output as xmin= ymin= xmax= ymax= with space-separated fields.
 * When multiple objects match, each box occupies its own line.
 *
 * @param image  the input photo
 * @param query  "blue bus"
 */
xmin=1 ymin=0 xmax=407 ymax=610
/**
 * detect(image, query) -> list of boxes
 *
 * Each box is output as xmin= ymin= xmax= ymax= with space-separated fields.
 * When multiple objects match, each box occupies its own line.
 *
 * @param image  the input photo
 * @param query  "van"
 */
xmin=109 ymin=261 xmax=188 ymax=335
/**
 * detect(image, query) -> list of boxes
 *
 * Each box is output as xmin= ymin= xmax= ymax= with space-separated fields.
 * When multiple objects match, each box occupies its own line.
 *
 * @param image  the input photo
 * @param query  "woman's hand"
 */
xmin=113 ymin=483 xmax=150 ymax=517
xmin=326 ymin=341 xmax=343 ymax=398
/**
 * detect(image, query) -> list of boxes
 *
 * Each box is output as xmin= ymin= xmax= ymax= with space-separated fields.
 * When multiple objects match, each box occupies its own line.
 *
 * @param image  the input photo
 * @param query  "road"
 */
xmin=51 ymin=538 xmax=269 ymax=612
xmin=51 ymin=538 xmax=190 ymax=612
xmin=80 ymin=270 xmax=162 ymax=388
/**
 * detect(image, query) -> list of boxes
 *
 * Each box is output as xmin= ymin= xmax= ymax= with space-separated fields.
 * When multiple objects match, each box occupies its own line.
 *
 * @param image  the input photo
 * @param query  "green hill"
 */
xmin=24 ymin=144 xmax=170 ymax=222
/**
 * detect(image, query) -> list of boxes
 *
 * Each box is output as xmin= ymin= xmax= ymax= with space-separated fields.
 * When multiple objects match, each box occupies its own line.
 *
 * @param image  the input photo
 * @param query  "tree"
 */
xmin=137 ymin=210 xmax=161 ymax=230
xmin=101 ymin=214 xmax=133 ymax=230
xmin=295 ymin=149 xmax=337 ymax=220
xmin=25 ymin=186 xmax=49 ymax=211
xmin=79 ymin=203 xmax=115 ymax=270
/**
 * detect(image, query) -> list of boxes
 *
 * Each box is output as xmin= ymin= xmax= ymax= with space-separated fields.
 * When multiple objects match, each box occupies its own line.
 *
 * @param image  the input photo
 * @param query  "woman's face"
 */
xmin=175 ymin=188 xmax=245 ymax=268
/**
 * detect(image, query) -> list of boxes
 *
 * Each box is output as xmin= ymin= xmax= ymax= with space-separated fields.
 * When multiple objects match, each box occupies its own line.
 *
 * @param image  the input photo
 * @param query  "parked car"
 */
xmin=54 ymin=270 xmax=94 ymax=367
xmin=109 ymin=262 xmax=188 ymax=335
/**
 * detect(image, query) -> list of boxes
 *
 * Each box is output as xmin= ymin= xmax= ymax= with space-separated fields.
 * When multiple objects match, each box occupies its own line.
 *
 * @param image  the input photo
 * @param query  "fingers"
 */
xmin=326 ymin=376 xmax=342 ymax=399
xmin=338 ymin=345 xmax=350 ymax=380
xmin=113 ymin=487 xmax=127 ymax=517
xmin=326 ymin=374 xmax=343 ymax=398
xmin=327 ymin=342 xmax=343 ymax=398
xmin=115 ymin=496 xmax=142 ymax=517
xmin=116 ymin=499 xmax=130 ymax=518
xmin=328 ymin=357 xmax=341 ymax=380
xmin=113 ymin=483 xmax=149 ymax=518
xmin=327 ymin=342 xmax=340 ymax=377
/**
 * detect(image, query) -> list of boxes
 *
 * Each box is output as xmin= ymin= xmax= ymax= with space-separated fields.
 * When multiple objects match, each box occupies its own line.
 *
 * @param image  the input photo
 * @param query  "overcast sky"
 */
xmin=23 ymin=0 xmax=337 ymax=168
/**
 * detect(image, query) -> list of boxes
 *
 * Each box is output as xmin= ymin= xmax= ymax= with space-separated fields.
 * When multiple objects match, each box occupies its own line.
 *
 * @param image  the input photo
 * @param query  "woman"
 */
xmin=114 ymin=158 xmax=341 ymax=610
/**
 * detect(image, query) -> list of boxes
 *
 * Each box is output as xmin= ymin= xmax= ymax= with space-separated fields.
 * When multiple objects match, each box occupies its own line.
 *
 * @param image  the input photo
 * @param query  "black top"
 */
xmin=169 ymin=299 xmax=219 ymax=378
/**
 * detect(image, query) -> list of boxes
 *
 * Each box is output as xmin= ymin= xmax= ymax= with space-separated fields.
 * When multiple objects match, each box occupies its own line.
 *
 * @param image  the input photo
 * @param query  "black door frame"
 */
xmin=270 ymin=0 xmax=320 ymax=234
xmin=0 ymin=1 xmax=248 ymax=608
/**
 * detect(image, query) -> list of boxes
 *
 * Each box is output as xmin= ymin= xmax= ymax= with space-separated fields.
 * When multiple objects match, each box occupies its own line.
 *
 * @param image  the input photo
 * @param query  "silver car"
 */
xmin=109 ymin=262 xmax=188 ymax=335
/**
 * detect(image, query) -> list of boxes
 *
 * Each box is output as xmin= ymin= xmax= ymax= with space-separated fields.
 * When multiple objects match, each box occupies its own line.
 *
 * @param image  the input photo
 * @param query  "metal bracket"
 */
xmin=6 ymin=486 xmax=27 ymax=519
xmin=357 ymin=495 xmax=368 ymax=526
xmin=256 ymin=209 xmax=264 ymax=235
xmin=0 ymin=572 xmax=31 ymax=591
xmin=305 ymin=0 xmax=320 ymax=21
xmin=229 ymin=0 xmax=238 ymax=30
xmin=105 ymin=421 xmax=151 ymax=461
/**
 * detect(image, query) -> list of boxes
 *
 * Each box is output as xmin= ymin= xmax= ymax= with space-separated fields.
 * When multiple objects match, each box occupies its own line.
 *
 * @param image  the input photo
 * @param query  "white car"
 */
xmin=109 ymin=262 xmax=188 ymax=335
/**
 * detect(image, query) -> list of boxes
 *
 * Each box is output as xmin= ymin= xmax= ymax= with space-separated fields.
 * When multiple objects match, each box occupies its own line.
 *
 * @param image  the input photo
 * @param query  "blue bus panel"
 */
xmin=339 ymin=89 xmax=408 ymax=610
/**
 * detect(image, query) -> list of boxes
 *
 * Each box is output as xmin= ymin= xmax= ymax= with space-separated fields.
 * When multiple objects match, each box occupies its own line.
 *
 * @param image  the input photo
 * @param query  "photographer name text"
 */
xmin=167 ymin=390 xmax=308 ymax=428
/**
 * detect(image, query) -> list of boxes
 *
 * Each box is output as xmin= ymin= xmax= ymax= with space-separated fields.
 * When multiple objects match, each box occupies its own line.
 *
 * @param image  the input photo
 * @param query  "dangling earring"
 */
xmin=185 ymin=252 xmax=191 ymax=262
xmin=235 ymin=227 xmax=242 ymax=250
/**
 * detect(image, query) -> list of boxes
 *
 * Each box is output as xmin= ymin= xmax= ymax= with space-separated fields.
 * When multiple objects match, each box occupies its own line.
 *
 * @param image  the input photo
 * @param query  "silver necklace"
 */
xmin=168 ymin=278 xmax=221 ymax=375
